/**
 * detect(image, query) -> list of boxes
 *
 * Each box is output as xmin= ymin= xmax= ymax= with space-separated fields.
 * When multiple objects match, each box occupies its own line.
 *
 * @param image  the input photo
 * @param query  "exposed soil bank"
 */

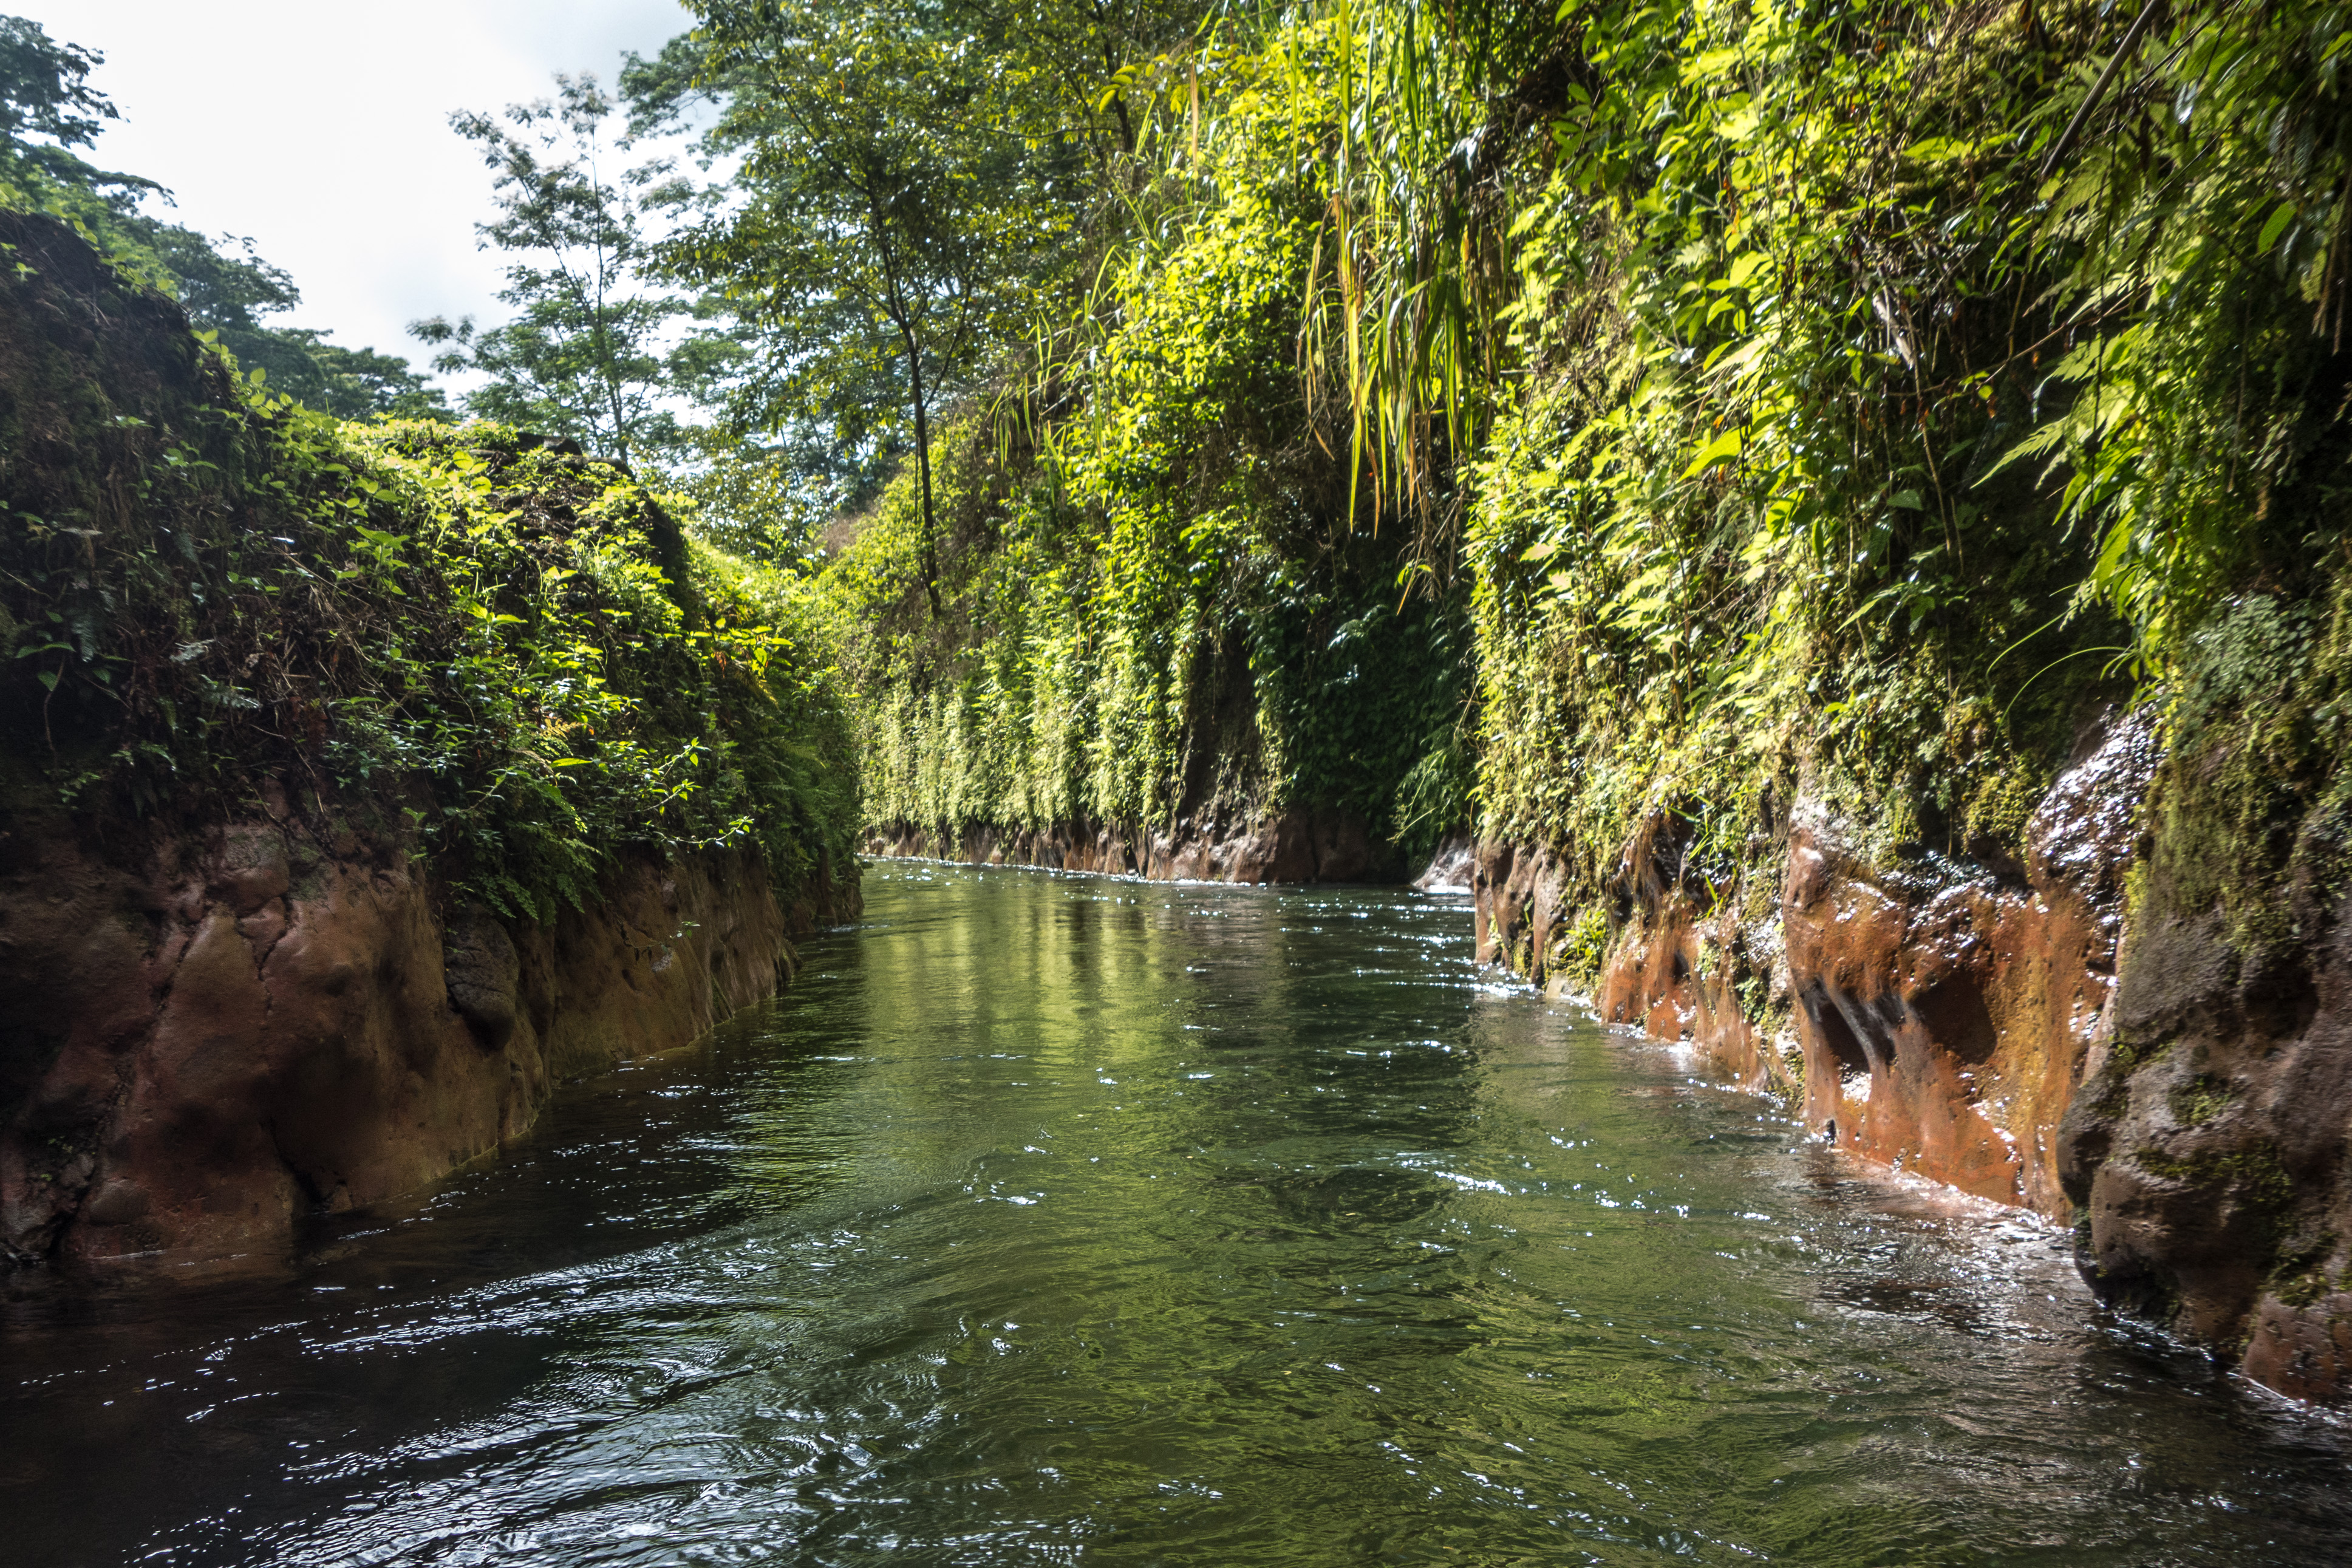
xmin=863 ymin=811 xmax=1411 ymax=884
xmin=1476 ymin=720 xmax=2156 ymax=1222
xmin=0 ymin=811 xmax=856 ymax=1275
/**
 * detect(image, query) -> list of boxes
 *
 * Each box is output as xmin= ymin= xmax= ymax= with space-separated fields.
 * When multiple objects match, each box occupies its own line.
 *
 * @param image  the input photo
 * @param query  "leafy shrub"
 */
xmin=0 ymin=210 xmax=857 ymax=918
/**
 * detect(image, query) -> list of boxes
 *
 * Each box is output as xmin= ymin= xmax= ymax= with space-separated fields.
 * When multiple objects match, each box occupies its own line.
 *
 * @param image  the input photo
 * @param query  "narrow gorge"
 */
xmin=12 ymin=0 xmax=2352 ymax=1558
xmin=806 ymin=0 xmax=2352 ymax=1406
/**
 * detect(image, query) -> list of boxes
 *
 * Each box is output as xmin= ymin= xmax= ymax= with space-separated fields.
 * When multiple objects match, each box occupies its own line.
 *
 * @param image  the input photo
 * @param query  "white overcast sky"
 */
xmin=19 ymin=1 xmax=697 ymax=373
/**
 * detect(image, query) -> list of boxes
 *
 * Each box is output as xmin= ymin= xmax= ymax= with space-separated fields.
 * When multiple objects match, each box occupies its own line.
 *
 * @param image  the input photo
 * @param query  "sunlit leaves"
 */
xmin=415 ymin=75 xmax=707 ymax=466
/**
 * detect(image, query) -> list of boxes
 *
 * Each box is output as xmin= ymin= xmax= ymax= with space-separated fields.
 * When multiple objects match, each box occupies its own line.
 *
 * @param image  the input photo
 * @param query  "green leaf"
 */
xmin=1683 ymin=426 xmax=1744 ymax=477
xmin=1714 ymin=106 xmax=1760 ymax=142
xmin=1904 ymin=135 xmax=1969 ymax=163
xmin=2258 ymin=202 xmax=2297 ymax=254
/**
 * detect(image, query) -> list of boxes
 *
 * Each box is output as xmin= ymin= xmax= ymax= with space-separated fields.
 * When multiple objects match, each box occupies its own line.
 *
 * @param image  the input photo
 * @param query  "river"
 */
xmin=7 ymin=862 xmax=2352 ymax=1564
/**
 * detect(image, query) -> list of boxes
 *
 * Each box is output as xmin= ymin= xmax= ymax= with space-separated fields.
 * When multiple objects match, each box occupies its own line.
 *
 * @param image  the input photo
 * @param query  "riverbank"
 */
xmin=861 ymin=809 xmax=1408 ymax=884
xmin=0 ymin=212 xmax=864 ymax=1274
xmin=1 ymin=811 xmax=855 ymax=1274
xmin=856 ymin=694 xmax=2352 ymax=1405
xmin=1471 ymin=717 xmax=2157 ymax=1221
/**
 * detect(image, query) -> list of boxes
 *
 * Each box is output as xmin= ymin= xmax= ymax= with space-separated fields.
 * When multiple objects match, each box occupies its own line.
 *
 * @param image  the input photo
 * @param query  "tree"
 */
xmin=0 ymin=14 xmax=107 ymax=149
xmin=0 ymin=14 xmax=447 ymax=421
xmin=676 ymin=426 xmax=862 ymax=569
xmin=414 ymin=73 xmax=707 ymax=466
xmin=0 ymin=15 xmax=159 ymax=238
xmin=632 ymin=1 xmax=1079 ymax=613
xmin=956 ymin=0 xmax=1216 ymax=166
xmin=257 ymin=335 xmax=452 ymax=421
xmin=140 ymin=225 xmax=449 ymax=418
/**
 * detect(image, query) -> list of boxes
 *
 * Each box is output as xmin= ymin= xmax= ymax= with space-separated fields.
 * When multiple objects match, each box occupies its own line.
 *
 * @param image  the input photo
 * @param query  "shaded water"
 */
xmin=7 ymin=862 xmax=2352 ymax=1565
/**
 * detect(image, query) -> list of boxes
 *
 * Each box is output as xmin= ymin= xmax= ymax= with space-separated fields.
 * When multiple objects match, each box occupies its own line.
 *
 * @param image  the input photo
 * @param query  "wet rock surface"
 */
xmin=1414 ymin=831 xmax=1475 ymax=894
xmin=2060 ymin=880 xmax=2352 ymax=1398
xmin=442 ymin=905 xmax=522 ymax=1048
xmin=1469 ymin=713 xmax=2352 ymax=1403
xmin=0 ymin=814 xmax=856 ymax=1275
xmin=1474 ymin=718 xmax=2159 ymax=1220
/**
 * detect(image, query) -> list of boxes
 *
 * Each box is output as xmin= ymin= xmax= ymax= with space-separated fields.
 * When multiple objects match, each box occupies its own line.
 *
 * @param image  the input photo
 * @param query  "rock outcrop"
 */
xmin=1474 ymin=718 xmax=2158 ymax=1219
xmin=2056 ymin=817 xmax=2352 ymax=1394
xmin=2055 ymin=898 xmax=2352 ymax=1397
xmin=864 ymin=810 xmax=1407 ymax=884
xmin=0 ymin=809 xmax=855 ymax=1275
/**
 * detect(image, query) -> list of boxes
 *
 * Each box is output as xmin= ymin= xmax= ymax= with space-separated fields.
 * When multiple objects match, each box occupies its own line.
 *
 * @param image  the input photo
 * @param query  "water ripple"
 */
xmin=8 ymin=864 xmax=2352 ymax=1564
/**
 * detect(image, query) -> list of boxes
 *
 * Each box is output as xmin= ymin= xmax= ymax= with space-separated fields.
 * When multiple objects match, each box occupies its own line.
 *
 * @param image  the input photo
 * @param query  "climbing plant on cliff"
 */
xmin=1448 ymin=0 xmax=2158 ymax=936
xmin=2031 ymin=0 xmax=2352 ymax=950
xmin=1400 ymin=0 xmax=2352 ymax=992
xmin=808 ymin=4 xmax=1475 ymax=856
xmin=2017 ymin=0 xmax=2352 ymax=661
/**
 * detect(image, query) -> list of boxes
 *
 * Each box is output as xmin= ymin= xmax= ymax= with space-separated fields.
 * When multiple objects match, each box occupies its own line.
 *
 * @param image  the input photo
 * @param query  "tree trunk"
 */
xmin=904 ymin=326 xmax=943 ymax=618
xmin=872 ymin=211 xmax=939 ymax=618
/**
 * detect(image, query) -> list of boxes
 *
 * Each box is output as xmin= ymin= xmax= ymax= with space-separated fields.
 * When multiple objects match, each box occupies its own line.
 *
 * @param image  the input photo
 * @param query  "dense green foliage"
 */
xmin=13 ymin=0 xmax=2352 ymax=983
xmin=1448 ymin=0 xmax=2352 ymax=966
xmin=1467 ymin=0 xmax=2126 ymax=917
xmin=810 ymin=18 xmax=1471 ymax=851
xmin=739 ymin=0 xmax=2352 ymax=985
xmin=0 ymin=211 xmax=856 ymax=916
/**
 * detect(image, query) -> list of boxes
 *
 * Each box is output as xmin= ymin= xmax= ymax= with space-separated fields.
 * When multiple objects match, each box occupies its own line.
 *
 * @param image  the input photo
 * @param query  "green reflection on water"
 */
xmin=616 ymin=864 xmax=2348 ymax=1566
xmin=9 ymin=862 xmax=2352 ymax=1566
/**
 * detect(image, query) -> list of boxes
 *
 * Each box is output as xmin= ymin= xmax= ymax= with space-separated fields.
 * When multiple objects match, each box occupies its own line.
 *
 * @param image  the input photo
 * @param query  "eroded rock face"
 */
xmin=2058 ymin=891 xmax=2352 ymax=1397
xmin=1474 ymin=718 xmax=2158 ymax=1219
xmin=443 ymin=905 xmax=521 ymax=1048
xmin=864 ymin=811 xmax=1405 ymax=884
xmin=0 ymin=816 xmax=856 ymax=1275
xmin=1414 ymin=831 xmax=1475 ymax=894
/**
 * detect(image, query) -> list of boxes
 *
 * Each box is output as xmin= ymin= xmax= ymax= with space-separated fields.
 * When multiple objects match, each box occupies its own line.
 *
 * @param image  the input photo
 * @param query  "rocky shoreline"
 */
xmin=1472 ymin=720 xmax=2156 ymax=1221
xmin=872 ymin=720 xmax=2352 ymax=1404
xmin=1468 ymin=715 xmax=2352 ymax=1403
xmin=0 ymin=808 xmax=854 ymax=1276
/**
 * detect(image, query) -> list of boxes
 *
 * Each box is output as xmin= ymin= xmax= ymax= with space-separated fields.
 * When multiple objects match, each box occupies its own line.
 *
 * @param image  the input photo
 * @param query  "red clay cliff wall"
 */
xmin=0 ymin=810 xmax=854 ymax=1275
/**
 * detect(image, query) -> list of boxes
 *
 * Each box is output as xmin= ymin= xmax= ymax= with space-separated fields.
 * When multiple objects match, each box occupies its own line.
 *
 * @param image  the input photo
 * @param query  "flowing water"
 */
xmin=8 ymin=862 xmax=2352 ymax=1566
